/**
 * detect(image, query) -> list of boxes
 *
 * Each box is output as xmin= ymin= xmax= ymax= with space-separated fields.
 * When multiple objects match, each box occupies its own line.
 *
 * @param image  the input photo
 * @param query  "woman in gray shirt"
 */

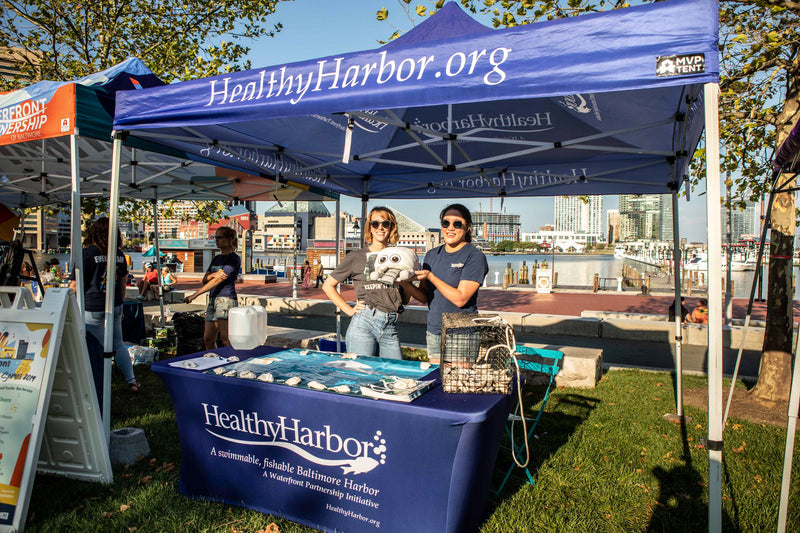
xmin=322 ymin=207 xmax=413 ymax=359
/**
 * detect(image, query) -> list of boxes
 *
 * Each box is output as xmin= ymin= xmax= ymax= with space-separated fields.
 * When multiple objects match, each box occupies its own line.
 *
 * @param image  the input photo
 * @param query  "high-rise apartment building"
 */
xmin=472 ymin=211 xmax=520 ymax=245
xmin=553 ymin=195 xmax=603 ymax=239
xmin=722 ymin=203 xmax=757 ymax=242
xmin=619 ymin=194 xmax=673 ymax=242
xmin=606 ymin=209 xmax=620 ymax=244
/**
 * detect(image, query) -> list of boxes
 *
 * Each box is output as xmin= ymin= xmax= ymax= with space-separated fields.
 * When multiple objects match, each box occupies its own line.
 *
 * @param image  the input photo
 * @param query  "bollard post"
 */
xmin=593 ymin=273 xmax=599 ymax=293
xmin=503 ymin=274 xmax=508 ymax=290
xmin=617 ymin=276 xmax=623 ymax=292
xmin=553 ymin=272 xmax=558 ymax=287
xmin=494 ymin=271 xmax=500 ymax=285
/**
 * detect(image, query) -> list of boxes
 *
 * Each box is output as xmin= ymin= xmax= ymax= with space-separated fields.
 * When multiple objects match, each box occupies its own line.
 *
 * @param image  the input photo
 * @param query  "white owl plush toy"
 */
xmin=366 ymin=247 xmax=421 ymax=285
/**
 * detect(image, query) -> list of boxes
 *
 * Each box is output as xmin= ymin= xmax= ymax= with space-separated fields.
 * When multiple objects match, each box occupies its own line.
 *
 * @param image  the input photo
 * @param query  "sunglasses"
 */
xmin=440 ymin=219 xmax=465 ymax=229
xmin=369 ymin=220 xmax=393 ymax=229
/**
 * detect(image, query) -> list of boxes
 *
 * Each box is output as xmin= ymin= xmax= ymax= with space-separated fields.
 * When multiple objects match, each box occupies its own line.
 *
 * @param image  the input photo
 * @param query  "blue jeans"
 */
xmin=426 ymin=331 xmax=441 ymax=362
xmin=84 ymin=305 xmax=136 ymax=383
xmin=345 ymin=307 xmax=401 ymax=359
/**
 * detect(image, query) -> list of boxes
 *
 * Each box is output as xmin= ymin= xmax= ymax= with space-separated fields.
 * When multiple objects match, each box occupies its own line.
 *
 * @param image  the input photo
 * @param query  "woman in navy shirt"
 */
xmin=407 ymin=204 xmax=488 ymax=362
xmin=71 ymin=217 xmax=140 ymax=392
xmin=184 ymin=227 xmax=241 ymax=349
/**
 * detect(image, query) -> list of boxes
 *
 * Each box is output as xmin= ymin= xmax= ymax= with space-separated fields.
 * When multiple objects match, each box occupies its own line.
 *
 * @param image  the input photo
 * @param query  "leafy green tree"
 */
xmin=1 ymin=0 xmax=284 ymax=231
xmin=0 ymin=0 xmax=285 ymax=86
xmin=379 ymin=0 xmax=800 ymax=402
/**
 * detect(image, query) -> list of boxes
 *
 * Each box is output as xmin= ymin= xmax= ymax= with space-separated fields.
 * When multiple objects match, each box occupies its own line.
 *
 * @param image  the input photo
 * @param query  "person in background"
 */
xmin=315 ymin=264 xmax=325 ymax=288
xmin=691 ymin=298 xmax=709 ymax=324
xmin=667 ymin=296 xmax=691 ymax=322
xmin=49 ymin=258 xmax=64 ymax=281
xmin=161 ymin=266 xmax=177 ymax=294
xmin=136 ymin=263 xmax=158 ymax=300
xmin=301 ymin=260 xmax=312 ymax=289
xmin=408 ymin=204 xmax=488 ymax=363
xmin=184 ymin=227 xmax=241 ymax=349
xmin=70 ymin=217 xmax=140 ymax=392
xmin=322 ymin=207 xmax=414 ymax=359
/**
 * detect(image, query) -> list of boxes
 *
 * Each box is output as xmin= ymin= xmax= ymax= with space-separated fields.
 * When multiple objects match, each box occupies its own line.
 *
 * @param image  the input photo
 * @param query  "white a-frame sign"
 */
xmin=0 ymin=288 xmax=112 ymax=533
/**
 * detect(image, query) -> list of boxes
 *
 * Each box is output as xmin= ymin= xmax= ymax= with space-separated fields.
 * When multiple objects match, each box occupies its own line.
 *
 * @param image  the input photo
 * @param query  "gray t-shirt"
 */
xmin=330 ymin=248 xmax=404 ymax=313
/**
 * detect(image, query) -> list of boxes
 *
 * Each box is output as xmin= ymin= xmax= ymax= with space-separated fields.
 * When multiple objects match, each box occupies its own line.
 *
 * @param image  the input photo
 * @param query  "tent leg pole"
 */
xmin=70 ymin=132 xmax=85 ymax=316
xmin=359 ymin=183 xmax=368 ymax=244
xmin=704 ymin=82 xmax=723 ymax=533
xmin=335 ymin=198 xmax=342 ymax=350
xmin=152 ymin=195 xmax=165 ymax=326
xmin=777 ymin=321 xmax=800 ymax=532
xmin=664 ymin=191 xmax=686 ymax=421
xmin=103 ymin=133 xmax=124 ymax=440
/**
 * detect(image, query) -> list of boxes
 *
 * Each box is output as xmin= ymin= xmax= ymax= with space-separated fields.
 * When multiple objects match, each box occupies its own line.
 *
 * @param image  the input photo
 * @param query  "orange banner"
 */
xmin=0 ymin=84 xmax=75 ymax=146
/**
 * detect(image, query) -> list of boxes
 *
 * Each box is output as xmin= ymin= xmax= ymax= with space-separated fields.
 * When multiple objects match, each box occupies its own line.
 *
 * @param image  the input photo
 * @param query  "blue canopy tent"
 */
xmin=112 ymin=0 xmax=727 ymax=528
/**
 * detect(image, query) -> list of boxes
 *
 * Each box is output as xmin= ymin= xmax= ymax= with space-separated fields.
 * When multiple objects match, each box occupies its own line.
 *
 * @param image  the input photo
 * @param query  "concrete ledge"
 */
xmin=265 ymin=326 xmax=330 ymax=349
xmin=601 ymin=318 xmax=674 ymax=343
xmin=582 ymin=310 xmax=669 ymax=321
xmin=518 ymin=342 xmax=603 ymax=389
xmin=520 ymin=315 xmax=602 ymax=338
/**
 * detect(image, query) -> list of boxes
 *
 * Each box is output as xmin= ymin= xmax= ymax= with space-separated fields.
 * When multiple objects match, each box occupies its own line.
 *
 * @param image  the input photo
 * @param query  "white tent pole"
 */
xmin=777 ymin=321 xmax=800 ymax=532
xmin=704 ymin=82 xmax=724 ymax=533
xmin=335 ymin=198 xmax=342 ymax=350
xmin=70 ymin=132 xmax=85 ymax=316
xmin=103 ymin=132 xmax=124 ymax=439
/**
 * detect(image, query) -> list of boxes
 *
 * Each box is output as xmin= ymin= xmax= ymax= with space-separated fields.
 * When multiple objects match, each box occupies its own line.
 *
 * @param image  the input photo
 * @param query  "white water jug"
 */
xmin=227 ymin=305 xmax=268 ymax=350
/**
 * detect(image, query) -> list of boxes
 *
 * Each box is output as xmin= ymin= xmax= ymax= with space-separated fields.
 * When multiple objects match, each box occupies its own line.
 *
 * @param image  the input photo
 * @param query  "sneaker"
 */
xmin=136 ymin=295 xmax=145 ymax=300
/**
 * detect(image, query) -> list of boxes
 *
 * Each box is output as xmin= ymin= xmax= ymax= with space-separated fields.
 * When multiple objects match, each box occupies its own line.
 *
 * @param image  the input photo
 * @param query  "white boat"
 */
xmin=683 ymin=252 xmax=757 ymax=272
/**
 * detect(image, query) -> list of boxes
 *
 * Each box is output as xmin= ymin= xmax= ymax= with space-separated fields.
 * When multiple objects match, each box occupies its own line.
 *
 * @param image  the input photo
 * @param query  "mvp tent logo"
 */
xmin=656 ymin=54 xmax=705 ymax=77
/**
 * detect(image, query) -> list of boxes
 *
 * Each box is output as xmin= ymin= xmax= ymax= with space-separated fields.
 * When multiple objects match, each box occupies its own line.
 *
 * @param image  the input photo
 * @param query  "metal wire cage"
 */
xmin=440 ymin=313 xmax=514 ymax=394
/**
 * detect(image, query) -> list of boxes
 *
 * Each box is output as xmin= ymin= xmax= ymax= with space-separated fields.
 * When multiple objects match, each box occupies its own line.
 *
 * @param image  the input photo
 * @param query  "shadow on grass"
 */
xmin=489 ymin=391 xmax=600 ymax=501
xmin=647 ymin=418 xmax=738 ymax=532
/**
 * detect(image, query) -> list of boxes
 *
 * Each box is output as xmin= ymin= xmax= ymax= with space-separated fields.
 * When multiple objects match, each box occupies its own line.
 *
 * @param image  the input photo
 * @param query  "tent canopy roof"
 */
xmin=0 ymin=59 xmax=334 ymax=209
xmin=113 ymin=0 xmax=719 ymax=200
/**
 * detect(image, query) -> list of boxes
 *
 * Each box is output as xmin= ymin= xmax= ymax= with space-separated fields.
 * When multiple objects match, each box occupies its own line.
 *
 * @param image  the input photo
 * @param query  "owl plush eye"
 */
xmin=390 ymin=254 xmax=401 ymax=263
xmin=378 ymin=256 xmax=388 ymax=264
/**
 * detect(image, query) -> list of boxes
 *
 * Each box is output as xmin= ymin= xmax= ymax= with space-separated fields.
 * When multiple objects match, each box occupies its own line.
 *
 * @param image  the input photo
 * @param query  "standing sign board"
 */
xmin=0 ymin=288 xmax=111 ymax=533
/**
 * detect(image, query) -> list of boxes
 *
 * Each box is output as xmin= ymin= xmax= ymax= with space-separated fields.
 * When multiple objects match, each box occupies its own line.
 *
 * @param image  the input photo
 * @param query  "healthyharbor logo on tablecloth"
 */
xmin=201 ymin=403 xmax=387 ymax=475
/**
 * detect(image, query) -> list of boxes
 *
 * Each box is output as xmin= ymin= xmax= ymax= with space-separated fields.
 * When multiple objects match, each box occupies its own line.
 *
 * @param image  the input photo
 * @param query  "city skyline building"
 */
xmin=606 ymin=209 xmax=620 ymax=244
xmin=553 ymin=195 xmax=603 ymax=240
xmin=618 ymin=194 xmax=673 ymax=242
xmin=472 ymin=211 xmax=521 ymax=246
xmin=722 ymin=202 xmax=758 ymax=242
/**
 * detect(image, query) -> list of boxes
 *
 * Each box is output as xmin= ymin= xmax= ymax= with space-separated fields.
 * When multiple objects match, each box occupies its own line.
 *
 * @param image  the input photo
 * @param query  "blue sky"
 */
xmin=246 ymin=0 xmax=712 ymax=241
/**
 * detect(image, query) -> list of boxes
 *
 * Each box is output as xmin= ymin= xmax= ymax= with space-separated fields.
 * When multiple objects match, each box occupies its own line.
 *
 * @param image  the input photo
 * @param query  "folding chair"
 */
xmin=496 ymin=345 xmax=563 ymax=494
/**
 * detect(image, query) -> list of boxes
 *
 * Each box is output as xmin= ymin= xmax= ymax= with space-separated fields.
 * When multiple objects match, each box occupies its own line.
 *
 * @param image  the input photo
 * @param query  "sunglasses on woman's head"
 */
xmin=369 ymin=220 xmax=393 ymax=229
xmin=441 ymin=219 xmax=465 ymax=229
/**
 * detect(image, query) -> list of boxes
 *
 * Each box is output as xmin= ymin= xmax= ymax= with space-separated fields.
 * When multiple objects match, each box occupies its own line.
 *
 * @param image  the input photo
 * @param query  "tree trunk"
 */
xmin=753 ymin=96 xmax=800 ymax=404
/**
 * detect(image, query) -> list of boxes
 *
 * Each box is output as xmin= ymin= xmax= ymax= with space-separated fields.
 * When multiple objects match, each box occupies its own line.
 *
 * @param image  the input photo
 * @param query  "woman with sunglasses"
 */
xmin=409 ymin=203 xmax=488 ymax=362
xmin=322 ymin=207 xmax=412 ymax=359
xmin=184 ymin=227 xmax=241 ymax=349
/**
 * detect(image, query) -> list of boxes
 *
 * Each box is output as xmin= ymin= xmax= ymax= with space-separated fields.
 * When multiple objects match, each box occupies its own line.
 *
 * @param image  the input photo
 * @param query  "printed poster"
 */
xmin=0 ymin=322 xmax=53 ymax=526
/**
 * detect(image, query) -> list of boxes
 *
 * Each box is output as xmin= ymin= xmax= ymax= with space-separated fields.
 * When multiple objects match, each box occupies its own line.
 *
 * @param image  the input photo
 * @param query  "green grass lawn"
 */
xmin=23 ymin=367 xmax=800 ymax=532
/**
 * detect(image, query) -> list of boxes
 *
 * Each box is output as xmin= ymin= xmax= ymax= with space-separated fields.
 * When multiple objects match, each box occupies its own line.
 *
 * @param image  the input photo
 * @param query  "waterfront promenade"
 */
xmin=166 ymin=276 xmax=795 ymax=322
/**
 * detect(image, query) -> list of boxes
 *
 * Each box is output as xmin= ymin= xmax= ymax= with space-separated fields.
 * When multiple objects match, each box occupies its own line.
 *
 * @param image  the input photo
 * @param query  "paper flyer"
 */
xmin=0 ymin=322 xmax=53 ymax=526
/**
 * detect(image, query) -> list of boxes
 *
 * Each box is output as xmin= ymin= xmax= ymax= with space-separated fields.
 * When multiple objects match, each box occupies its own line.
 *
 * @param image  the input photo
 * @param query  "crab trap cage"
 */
xmin=440 ymin=313 xmax=514 ymax=394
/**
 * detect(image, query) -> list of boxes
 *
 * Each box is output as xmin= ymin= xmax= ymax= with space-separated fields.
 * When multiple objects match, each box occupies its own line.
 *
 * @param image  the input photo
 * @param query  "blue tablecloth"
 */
xmin=152 ymin=346 xmax=510 ymax=533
